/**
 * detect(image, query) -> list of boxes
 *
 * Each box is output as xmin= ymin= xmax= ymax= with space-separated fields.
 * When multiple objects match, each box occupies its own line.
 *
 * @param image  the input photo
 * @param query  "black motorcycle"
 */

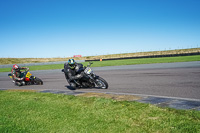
xmin=62 ymin=62 xmax=108 ymax=89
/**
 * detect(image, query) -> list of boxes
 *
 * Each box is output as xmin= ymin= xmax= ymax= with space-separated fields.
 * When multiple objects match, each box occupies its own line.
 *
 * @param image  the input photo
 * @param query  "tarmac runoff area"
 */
xmin=40 ymin=90 xmax=200 ymax=111
xmin=1 ymin=89 xmax=199 ymax=111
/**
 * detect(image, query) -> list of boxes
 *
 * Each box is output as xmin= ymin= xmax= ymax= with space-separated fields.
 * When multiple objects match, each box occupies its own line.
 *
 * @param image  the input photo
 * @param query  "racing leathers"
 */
xmin=64 ymin=62 xmax=84 ymax=89
xmin=11 ymin=67 xmax=29 ymax=86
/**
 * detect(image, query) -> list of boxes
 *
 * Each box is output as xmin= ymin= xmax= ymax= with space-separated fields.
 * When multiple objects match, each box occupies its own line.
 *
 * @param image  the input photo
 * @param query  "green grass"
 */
xmin=90 ymin=55 xmax=200 ymax=67
xmin=1 ymin=55 xmax=200 ymax=72
xmin=0 ymin=90 xmax=200 ymax=133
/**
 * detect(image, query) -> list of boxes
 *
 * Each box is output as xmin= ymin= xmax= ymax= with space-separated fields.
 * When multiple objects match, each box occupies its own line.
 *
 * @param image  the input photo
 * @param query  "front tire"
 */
xmin=95 ymin=77 xmax=108 ymax=89
xmin=34 ymin=77 xmax=43 ymax=85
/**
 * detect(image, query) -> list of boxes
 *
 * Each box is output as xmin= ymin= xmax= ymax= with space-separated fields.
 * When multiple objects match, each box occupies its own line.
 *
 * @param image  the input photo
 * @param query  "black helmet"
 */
xmin=68 ymin=59 xmax=76 ymax=69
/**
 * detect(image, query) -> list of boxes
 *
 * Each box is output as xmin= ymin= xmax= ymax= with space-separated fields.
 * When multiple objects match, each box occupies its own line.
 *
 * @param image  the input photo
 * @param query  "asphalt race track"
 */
xmin=1 ymin=61 xmax=200 ymax=110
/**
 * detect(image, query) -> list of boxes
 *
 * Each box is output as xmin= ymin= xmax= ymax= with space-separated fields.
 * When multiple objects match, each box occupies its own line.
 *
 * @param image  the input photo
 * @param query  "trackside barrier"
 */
xmin=85 ymin=52 xmax=200 ymax=62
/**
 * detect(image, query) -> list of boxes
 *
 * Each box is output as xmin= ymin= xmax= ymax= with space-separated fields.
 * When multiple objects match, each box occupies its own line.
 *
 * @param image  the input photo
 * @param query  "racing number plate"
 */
xmin=84 ymin=67 xmax=92 ymax=74
xmin=26 ymin=72 xmax=32 ymax=78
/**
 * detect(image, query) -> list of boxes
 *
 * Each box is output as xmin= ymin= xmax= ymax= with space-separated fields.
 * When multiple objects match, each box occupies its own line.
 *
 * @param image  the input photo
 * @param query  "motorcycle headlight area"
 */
xmin=84 ymin=67 xmax=93 ymax=74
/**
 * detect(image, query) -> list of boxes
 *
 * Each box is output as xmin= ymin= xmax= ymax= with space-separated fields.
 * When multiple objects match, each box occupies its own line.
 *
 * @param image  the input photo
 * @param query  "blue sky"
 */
xmin=0 ymin=0 xmax=200 ymax=58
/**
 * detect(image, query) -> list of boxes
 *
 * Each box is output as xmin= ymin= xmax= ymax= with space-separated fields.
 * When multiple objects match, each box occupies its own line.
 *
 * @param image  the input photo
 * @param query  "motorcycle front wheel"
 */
xmin=95 ymin=77 xmax=108 ymax=89
xmin=34 ymin=77 xmax=43 ymax=85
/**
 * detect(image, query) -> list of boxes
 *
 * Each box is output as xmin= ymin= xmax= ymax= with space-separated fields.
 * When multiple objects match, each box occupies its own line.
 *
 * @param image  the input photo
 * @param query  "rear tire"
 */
xmin=95 ymin=77 xmax=108 ymax=89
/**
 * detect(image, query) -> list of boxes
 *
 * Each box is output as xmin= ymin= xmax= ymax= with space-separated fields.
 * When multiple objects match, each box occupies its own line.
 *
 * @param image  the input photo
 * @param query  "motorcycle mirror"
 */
xmin=87 ymin=62 xmax=93 ymax=67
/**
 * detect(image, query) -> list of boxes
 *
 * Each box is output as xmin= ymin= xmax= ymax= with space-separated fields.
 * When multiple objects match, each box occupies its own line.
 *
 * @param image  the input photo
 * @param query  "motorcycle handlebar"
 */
xmin=87 ymin=62 xmax=93 ymax=67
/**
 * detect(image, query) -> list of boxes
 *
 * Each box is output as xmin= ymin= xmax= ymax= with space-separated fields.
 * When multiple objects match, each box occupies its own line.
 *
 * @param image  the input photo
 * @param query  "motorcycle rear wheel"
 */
xmin=95 ymin=77 xmax=108 ymax=89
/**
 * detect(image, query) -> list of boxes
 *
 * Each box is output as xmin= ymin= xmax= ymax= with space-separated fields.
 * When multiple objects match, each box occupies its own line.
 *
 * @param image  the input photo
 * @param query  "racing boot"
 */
xmin=69 ymin=82 xmax=76 ymax=90
xmin=15 ymin=82 xmax=21 ymax=86
xmin=21 ymin=81 xmax=25 ymax=86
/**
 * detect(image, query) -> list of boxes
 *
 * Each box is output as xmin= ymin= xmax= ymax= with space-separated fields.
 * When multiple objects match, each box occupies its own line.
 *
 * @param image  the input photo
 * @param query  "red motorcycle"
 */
xmin=8 ymin=71 xmax=43 ymax=85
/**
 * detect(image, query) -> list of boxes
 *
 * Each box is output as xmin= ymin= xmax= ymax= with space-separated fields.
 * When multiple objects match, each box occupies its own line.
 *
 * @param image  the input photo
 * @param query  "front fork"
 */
xmin=75 ymin=74 xmax=97 ymax=86
xmin=88 ymin=74 xmax=99 ymax=85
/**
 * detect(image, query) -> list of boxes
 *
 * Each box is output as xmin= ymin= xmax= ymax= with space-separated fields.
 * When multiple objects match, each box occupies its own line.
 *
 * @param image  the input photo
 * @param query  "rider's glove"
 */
xmin=76 ymin=74 xmax=82 ymax=79
xmin=80 ymin=71 xmax=84 ymax=77
xmin=81 ymin=71 xmax=84 ymax=75
xmin=75 ymin=72 xmax=84 ymax=79
xmin=19 ymin=78 xmax=24 ymax=80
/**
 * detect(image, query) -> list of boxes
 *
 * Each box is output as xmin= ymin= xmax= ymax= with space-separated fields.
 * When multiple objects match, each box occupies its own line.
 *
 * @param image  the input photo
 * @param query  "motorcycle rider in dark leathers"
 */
xmin=11 ymin=64 xmax=29 ymax=86
xmin=64 ymin=59 xmax=85 ymax=89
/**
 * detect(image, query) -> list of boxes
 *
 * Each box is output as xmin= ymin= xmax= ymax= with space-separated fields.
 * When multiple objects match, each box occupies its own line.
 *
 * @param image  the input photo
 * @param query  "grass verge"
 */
xmin=0 ymin=55 xmax=200 ymax=72
xmin=0 ymin=90 xmax=200 ymax=133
